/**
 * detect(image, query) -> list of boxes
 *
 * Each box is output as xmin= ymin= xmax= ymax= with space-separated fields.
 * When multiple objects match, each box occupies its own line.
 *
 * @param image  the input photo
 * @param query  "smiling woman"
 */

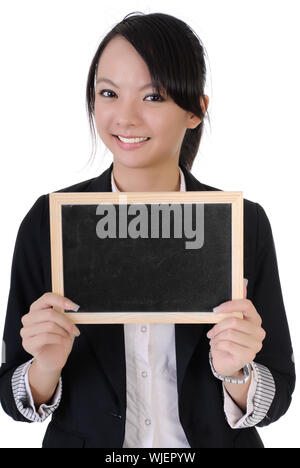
xmin=85 ymin=12 xmax=210 ymax=193
xmin=0 ymin=10 xmax=295 ymax=450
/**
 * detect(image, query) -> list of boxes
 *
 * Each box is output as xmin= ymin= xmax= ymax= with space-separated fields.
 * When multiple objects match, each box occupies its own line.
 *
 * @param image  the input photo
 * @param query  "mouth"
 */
xmin=112 ymin=134 xmax=151 ymax=150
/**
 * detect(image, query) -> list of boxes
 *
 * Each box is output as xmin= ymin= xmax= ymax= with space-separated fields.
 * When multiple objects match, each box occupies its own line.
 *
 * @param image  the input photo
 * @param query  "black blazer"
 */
xmin=0 ymin=162 xmax=295 ymax=448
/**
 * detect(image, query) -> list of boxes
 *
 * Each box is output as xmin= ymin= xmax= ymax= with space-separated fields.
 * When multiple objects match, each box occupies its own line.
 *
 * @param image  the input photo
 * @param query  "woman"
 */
xmin=0 ymin=12 xmax=295 ymax=448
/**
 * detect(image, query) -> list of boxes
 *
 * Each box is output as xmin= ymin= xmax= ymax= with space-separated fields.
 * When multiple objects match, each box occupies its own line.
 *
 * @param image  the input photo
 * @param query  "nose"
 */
xmin=115 ymin=98 xmax=141 ymax=127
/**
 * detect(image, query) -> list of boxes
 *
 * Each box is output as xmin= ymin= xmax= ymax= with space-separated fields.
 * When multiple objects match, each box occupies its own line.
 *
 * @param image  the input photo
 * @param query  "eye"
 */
xmin=98 ymin=89 xmax=116 ymax=98
xmin=98 ymin=89 xmax=164 ymax=102
xmin=145 ymin=94 xmax=164 ymax=102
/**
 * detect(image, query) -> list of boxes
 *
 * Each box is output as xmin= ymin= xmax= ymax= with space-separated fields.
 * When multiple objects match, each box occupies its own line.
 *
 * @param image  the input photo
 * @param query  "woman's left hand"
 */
xmin=207 ymin=279 xmax=266 ymax=378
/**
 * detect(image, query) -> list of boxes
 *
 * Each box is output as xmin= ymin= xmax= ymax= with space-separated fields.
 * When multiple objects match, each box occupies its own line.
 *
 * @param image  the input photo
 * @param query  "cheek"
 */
xmin=93 ymin=107 xmax=112 ymax=146
xmin=154 ymin=114 xmax=185 ymax=147
xmin=93 ymin=104 xmax=106 ymax=130
xmin=153 ymin=107 xmax=185 ymax=132
xmin=95 ymin=115 xmax=117 ymax=151
xmin=151 ymin=110 xmax=169 ymax=129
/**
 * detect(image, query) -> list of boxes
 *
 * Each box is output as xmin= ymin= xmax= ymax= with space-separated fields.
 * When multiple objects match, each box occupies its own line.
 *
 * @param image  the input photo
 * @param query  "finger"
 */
xmin=22 ymin=307 xmax=80 ymax=336
xmin=211 ymin=339 xmax=257 ymax=363
xmin=21 ymin=321 xmax=72 ymax=339
xmin=30 ymin=292 xmax=79 ymax=312
xmin=213 ymin=299 xmax=261 ymax=324
xmin=210 ymin=329 xmax=263 ymax=354
xmin=207 ymin=316 xmax=264 ymax=340
xmin=26 ymin=333 xmax=73 ymax=355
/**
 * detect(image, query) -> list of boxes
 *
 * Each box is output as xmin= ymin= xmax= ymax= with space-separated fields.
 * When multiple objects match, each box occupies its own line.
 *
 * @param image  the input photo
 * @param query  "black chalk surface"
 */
xmin=61 ymin=203 xmax=231 ymax=313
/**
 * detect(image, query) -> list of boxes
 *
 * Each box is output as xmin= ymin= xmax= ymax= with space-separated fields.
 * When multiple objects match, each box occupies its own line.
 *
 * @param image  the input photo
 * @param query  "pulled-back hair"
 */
xmin=86 ymin=11 xmax=209 ymax=171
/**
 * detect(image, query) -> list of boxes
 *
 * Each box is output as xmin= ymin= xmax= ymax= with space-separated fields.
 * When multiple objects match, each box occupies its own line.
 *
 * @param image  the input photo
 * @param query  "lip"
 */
xmin=113 ymin=135 xmax=150 ymax=150
xmin=114 ymin=134 xmax=149 ymax=138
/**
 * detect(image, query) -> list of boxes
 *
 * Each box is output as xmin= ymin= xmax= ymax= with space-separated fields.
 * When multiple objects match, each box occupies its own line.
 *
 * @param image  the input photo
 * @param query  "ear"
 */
xmin=187 ymin=95 xmax=209 ymax=129
xmin=201 ymin=95 xmax=209 ymax=114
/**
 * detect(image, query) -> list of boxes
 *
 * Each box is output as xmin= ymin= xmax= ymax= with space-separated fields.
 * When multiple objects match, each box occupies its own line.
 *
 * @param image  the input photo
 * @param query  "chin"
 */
xmin=113 ymin=154 xmax=159 ymax=170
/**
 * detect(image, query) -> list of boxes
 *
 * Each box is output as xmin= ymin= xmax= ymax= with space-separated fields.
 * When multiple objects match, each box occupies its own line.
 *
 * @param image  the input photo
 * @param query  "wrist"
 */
xmin=208 ymin=351 xmax=251 ymax=385
xmin=229 ymin=369 xmax=245 ymax=380
xmin=28 ymin=359 xmax=62 ymax=408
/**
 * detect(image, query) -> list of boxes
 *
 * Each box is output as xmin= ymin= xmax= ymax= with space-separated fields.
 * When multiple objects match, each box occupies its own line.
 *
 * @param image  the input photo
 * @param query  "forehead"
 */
xmin=96 ymin=36 xmax=151 ymax=82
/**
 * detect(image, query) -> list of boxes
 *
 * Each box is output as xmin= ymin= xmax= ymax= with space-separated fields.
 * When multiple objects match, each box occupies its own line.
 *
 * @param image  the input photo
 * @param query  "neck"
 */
xmin=112 ymin=160 xmax=181 ymax=192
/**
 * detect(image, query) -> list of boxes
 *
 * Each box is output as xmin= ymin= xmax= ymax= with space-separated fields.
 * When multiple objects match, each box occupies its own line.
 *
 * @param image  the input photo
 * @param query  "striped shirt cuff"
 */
xmin=11 ymin=358 xmax=62 ymax=422
xmin=223 ymin=361 xmax=275 ymax=428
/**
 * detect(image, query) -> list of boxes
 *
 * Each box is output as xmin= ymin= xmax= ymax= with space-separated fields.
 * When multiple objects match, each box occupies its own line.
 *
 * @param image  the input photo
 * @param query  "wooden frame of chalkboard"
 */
xmin=49 ymin=191 xmax=243 ymax=324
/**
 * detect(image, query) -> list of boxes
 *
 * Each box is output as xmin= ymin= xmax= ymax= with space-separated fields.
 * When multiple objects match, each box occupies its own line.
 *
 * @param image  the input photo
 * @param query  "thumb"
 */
xmin=243 ymin=278 xmax=248 ymax=299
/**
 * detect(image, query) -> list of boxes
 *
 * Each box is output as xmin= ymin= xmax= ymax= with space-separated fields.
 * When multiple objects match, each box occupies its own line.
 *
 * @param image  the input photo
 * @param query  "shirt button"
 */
xmin=145 ymin=418 xmax=151 ymax=426
xmin=141 ymin=371 xmax=148 ymax=378
xmin=141 ymin=326 xmax=147 ymax=333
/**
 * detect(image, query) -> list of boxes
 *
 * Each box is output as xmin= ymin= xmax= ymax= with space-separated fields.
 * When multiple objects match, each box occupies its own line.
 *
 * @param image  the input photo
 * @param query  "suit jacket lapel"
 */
xmin=175 ymin=162 xmax=208 ymax=398
xmin=79 ymin=162 xmax=127 ymax=410
xmin=80 ymin=161 xmax=208 ymax=407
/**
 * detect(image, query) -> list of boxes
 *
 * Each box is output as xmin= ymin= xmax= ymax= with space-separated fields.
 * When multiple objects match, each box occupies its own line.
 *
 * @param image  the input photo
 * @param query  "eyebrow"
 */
xmin=96 ymin=77 xmax=154 ymax=91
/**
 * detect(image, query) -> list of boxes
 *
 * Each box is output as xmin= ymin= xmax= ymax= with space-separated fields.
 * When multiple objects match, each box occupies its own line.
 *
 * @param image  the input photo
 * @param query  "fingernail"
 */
xmin=213 ymin=306 xmax=221 ymax=313
xmin=73 ymin=327 xmax=80 ymax=337
xmin=244 ymin=278 xmax=248 ymax=287
xmin=65 ymin=301 xmax=80 ymax=312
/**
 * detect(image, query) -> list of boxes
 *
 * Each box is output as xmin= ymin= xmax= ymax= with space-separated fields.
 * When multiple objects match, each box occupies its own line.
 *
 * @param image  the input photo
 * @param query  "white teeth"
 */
xmin=117 ymin=136 xmax=149 ymax=143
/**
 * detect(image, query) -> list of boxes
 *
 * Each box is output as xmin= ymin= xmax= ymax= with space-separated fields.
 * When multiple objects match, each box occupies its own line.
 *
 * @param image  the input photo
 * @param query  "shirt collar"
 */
xmin=111 ymin=166 xmax=186 ymax=192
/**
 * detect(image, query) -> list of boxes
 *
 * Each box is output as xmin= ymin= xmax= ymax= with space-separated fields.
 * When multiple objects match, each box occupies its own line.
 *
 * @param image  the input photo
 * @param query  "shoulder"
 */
xmin=51 ymin=164 xmax=113 ymax=194
xmin=17 ymin=161 xmax=113 ymax=235
xmin=23 ymin=162 xmax=113 ymax=223
xmin=187 ymin=169 xmax=261 ymax=220
xmin=52 ymin=176 xmax=100 ymax=193
xmin=16 ymin=174 xmax=104 ymax=244
xmin=196 ymin=179 xmax=273 ymax=255
xmin=19 ymin=176 xmax=98 ymax=219
xmin=197 ymin=180 xmax=260 ymax=222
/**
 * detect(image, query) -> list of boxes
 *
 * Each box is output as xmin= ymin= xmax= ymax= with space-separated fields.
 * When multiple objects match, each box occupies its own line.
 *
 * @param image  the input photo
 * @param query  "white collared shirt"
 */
xmin=112 ymin=166 xmax=189 ymax=447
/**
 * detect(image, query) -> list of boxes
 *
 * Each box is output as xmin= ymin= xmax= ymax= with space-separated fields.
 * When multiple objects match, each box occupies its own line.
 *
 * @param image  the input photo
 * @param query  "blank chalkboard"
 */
xmin=49 ymin=191 xmax=243 ymax=324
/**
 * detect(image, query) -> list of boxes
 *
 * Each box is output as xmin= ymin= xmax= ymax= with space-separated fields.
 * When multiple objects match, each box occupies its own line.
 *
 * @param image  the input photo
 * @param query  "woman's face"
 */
xmin=94 ymin=35 xmax=200 ymax=170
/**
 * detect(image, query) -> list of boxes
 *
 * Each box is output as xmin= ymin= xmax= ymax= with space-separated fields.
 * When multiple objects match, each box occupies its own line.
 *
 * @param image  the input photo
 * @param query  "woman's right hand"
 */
xmin=20 ymin=292 xmax=81 ymax=372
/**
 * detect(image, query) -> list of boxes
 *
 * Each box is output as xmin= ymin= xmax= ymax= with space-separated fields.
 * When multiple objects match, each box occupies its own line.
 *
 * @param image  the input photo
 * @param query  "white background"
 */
xmin=0 ymin=0 xmax=299 ymax=448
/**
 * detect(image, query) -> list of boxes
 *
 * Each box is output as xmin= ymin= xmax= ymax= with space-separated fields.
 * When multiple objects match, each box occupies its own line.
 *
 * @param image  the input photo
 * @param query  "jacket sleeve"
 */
xmin=0 ymin=195 xmax=48 ymax=422
xmin=11 ymin=358 xmax=62 ymax=422
xmin=252 ymin=203 xmax=296 ymax=427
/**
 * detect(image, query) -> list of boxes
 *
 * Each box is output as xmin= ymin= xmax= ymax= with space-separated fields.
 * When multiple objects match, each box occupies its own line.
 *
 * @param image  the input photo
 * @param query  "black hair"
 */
xmin=86 ymin=11 xmax=210 ymax=171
